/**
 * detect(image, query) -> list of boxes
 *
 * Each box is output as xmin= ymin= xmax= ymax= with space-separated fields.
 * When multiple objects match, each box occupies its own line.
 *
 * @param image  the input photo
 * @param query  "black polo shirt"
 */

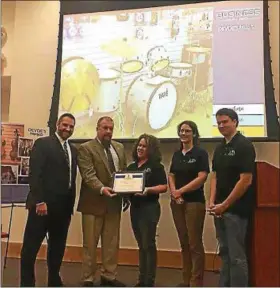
xmin=169 ymin=146 xmax=209 ymax=203
xmin=127 ymin=160 xmax=167 ymax=205
xmin=212 ymin=132 xmax=256 ymax=217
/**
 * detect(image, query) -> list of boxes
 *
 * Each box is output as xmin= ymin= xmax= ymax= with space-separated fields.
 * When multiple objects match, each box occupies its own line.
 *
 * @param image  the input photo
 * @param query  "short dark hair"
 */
xmin=216 ymin=108 xmax=239 ymax=127
xmin=132 ymin=134 xmax=162 ymax=163
xmin=58 ymin=113 xmax=76 ymax=125
xmin=97 ymin=116 xmax=114 ymax=127
xmin=177 ymin=120 xmax=200 ymax=146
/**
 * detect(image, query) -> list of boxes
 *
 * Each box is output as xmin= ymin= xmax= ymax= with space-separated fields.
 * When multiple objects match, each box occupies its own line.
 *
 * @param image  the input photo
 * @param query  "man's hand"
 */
xmin=208 ymin=203 xmax=228 ymax=217
xmin=36 ymin=203 xmax=47 ymax=216
xmin=102 ymin=187 xmax=117 ymax=197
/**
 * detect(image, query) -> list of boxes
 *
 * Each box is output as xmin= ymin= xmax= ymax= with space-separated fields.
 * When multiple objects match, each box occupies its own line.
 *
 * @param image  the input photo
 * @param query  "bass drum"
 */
xmin=126 ymin=75 xmax=177 ymax=131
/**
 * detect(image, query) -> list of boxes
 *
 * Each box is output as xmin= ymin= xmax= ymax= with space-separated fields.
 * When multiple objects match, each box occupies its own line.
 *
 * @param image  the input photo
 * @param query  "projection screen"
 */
xmin=56 ymin=0 xmax=276 ymax=140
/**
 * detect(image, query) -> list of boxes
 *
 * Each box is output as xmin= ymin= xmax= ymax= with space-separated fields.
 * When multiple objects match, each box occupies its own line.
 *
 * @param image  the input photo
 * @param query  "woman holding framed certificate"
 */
xmin=127 ymin=134 xmax=167 ymax=287
xmin=168 ymin=120 xmax=210 ymax=287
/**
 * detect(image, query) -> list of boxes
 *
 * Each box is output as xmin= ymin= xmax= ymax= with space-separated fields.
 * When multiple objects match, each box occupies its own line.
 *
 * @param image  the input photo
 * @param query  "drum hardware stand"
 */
xmin=131 ymin=114 xmax=138 ymax=138
xmin=116 ymin=60 xmax=126 ymax=136
xmin=176 ymin=86 xmax=196 ymax=114
xmin=113 ymin=107 xmax=125 ymax=135
xmin=197 ymin=88 xmax=212 ymax=118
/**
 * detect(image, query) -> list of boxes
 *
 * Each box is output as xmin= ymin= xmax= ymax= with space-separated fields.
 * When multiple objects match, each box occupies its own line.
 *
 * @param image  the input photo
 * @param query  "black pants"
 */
xmin=20 ymin=202 xmax=71 ymax=287
xmin=130 ymin=201 xmax=161 ymax=286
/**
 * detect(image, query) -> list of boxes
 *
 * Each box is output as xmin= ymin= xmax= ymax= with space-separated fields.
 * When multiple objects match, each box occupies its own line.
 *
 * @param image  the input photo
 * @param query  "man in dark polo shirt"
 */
xmin=209 ymin=108 xmax=256 ymax=287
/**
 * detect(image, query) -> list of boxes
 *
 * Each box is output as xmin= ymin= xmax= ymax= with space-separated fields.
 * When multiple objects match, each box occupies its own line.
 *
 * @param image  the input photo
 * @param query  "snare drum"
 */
xmin=126 ymin=75 xmax=177 ymax=130
xmin=168 ymin=62 xmax=193 ymax=78
xmin=92 ymin=69 xmax=121 ymax=113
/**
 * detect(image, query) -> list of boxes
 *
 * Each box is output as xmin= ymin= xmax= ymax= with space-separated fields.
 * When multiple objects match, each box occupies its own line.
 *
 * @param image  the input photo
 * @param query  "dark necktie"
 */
xmin=105 ymin=146 xmax=116 ymax=173
xmin=63 ymin=141 xmax=70 ymax=168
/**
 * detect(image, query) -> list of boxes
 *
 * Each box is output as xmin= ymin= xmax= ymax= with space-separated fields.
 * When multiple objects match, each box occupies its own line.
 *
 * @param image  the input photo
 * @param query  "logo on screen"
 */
xmin=216 ymin=8 xmax=261 ymax=20
xmin=159 ymin=88 xmax=168 ymax=100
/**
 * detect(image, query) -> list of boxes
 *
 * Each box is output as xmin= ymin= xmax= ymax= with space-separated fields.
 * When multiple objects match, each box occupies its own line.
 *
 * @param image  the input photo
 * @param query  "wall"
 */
xmin=1 ymin=1 xmax=279 ymax=255
xmin=1 ymin=1 xmax=16 ymax=121
xmin=1 ymin=1 xmax=15 ymax=77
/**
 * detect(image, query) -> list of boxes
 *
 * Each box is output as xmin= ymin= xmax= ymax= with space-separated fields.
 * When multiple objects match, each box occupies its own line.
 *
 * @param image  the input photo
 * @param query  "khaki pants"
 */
xmin=171 ymin=201 xmax=206 ymax=287
xmin=81 ymin=212 xmax=121 ymax=282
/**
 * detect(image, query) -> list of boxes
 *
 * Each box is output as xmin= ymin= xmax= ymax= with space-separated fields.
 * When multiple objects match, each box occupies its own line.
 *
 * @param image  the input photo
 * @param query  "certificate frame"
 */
xmin=113 ymin=171 xmax=145 ymax=194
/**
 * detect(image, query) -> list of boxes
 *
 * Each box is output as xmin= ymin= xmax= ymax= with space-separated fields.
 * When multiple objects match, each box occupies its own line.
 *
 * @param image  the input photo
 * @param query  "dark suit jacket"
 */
xmin=26 ymin=135 xmax=77 ymax=214
xmin=77 ymin=138 xmax=126 ymax=216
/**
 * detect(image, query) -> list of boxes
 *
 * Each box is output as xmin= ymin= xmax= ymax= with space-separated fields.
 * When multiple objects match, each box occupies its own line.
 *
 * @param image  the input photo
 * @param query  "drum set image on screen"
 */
xmin=59 ymin=43 xmax=212 ymax=138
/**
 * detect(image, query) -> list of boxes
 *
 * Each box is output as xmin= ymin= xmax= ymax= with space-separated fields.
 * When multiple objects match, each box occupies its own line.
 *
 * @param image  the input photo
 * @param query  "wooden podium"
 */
xmin=249 ymin=161 xmax=280 ymax=287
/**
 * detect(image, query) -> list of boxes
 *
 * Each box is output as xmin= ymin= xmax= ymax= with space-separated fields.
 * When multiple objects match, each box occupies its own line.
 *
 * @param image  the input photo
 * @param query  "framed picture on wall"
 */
xmin=1 ymin=164 xmax=18 ymax=184
xmin=17 ymin=137 xmax=34 ymax=158
xmin=19 ymin=157 xmax=30 ymax=176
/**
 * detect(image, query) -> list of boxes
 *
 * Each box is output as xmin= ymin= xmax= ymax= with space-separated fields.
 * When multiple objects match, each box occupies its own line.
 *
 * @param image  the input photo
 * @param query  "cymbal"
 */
xmin=101 ymin=37 xmax=145 ymax=58
xmin=60 ymin=57 xmax=100 ymax=114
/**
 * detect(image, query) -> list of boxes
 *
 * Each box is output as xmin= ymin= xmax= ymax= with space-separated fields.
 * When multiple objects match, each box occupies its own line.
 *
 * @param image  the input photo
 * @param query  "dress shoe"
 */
xmin=100 ymin=277 xmax=126 ymax=287
xmin=83 ymin=281 xmax=97 ymax=287
xmin=48 ymin=277 xmax=63 ymax=287
xmin=48 ymin=281 xmax=63 ymax=287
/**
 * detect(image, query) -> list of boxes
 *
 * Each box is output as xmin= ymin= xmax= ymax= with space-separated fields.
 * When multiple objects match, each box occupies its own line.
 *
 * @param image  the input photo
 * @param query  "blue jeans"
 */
xmin=130 ymin=201 xmax=160 ymax=286
xmin=214 ymin=212 xmax=248 ymax=287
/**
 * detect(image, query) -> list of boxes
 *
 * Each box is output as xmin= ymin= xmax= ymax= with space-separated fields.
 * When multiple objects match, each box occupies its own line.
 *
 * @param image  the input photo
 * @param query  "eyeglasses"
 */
xmin=179 ymin=129 xmax=193 ymax=134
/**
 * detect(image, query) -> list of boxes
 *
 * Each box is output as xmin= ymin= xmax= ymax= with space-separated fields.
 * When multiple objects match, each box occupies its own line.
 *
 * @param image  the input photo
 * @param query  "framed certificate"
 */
xmin=113 ymin=171 xmax=145 ymax=194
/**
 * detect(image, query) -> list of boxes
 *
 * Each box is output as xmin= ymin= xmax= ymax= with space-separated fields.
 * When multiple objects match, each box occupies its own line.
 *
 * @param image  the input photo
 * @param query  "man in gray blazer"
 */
xmin=77 ymin=116 xmax=127 ymax=287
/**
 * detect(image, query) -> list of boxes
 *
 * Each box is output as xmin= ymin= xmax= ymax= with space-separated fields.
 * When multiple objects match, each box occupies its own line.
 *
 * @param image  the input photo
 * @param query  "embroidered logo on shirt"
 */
xmin=187 ymin=158 xmax=196 ymax=164
xmin=223 ymin=147 xmax=236 ymax=157
xmin=144 ymin=168 xmax=151 ymax=173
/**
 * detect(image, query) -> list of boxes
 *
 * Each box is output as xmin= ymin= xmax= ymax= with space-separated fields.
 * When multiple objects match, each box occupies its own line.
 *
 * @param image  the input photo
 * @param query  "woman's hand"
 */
xmin=171 ymin=189 xmax=183 ymax=199
xmin=135 ymin=187 xmax=151 ymax=197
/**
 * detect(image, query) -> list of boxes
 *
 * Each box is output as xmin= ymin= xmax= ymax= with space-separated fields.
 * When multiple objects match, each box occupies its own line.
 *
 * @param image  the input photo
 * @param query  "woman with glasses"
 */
xmin=168 ymin=120 xmax=209 ymax=287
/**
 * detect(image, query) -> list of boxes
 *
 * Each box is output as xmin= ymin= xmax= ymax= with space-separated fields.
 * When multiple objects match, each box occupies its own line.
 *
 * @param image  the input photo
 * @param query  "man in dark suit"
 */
xmin=20 ymin=113 xmax=77 ymax=287
xmin=77 ymin=116 xmax=127 ymax=287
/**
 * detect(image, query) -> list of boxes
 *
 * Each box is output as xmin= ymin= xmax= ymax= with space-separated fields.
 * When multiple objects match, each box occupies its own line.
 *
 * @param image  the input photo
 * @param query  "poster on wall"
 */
xmin=1 ymin=124 xmax=49 ymax=185
xmin=1 ymin=123 xmax=24 ymax=165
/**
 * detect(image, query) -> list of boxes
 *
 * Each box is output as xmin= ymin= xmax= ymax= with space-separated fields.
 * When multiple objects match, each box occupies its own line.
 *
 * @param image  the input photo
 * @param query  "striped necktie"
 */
xmin=63 ymin=141 xmax=70 ymax=168
xmin=105 ymin=146 xmax=116 ymax=173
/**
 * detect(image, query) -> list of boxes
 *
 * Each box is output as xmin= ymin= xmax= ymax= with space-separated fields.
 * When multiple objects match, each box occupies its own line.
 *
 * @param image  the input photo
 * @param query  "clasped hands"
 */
xmin=170 ymin=188 xmax=183 ymax=200
xmin=207 ymin=202 xmax=228 ymax=217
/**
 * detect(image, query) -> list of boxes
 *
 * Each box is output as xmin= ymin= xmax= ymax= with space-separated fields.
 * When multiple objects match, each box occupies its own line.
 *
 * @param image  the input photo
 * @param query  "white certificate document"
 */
xmin=113 ymin=172 xmax=145 ymax=193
